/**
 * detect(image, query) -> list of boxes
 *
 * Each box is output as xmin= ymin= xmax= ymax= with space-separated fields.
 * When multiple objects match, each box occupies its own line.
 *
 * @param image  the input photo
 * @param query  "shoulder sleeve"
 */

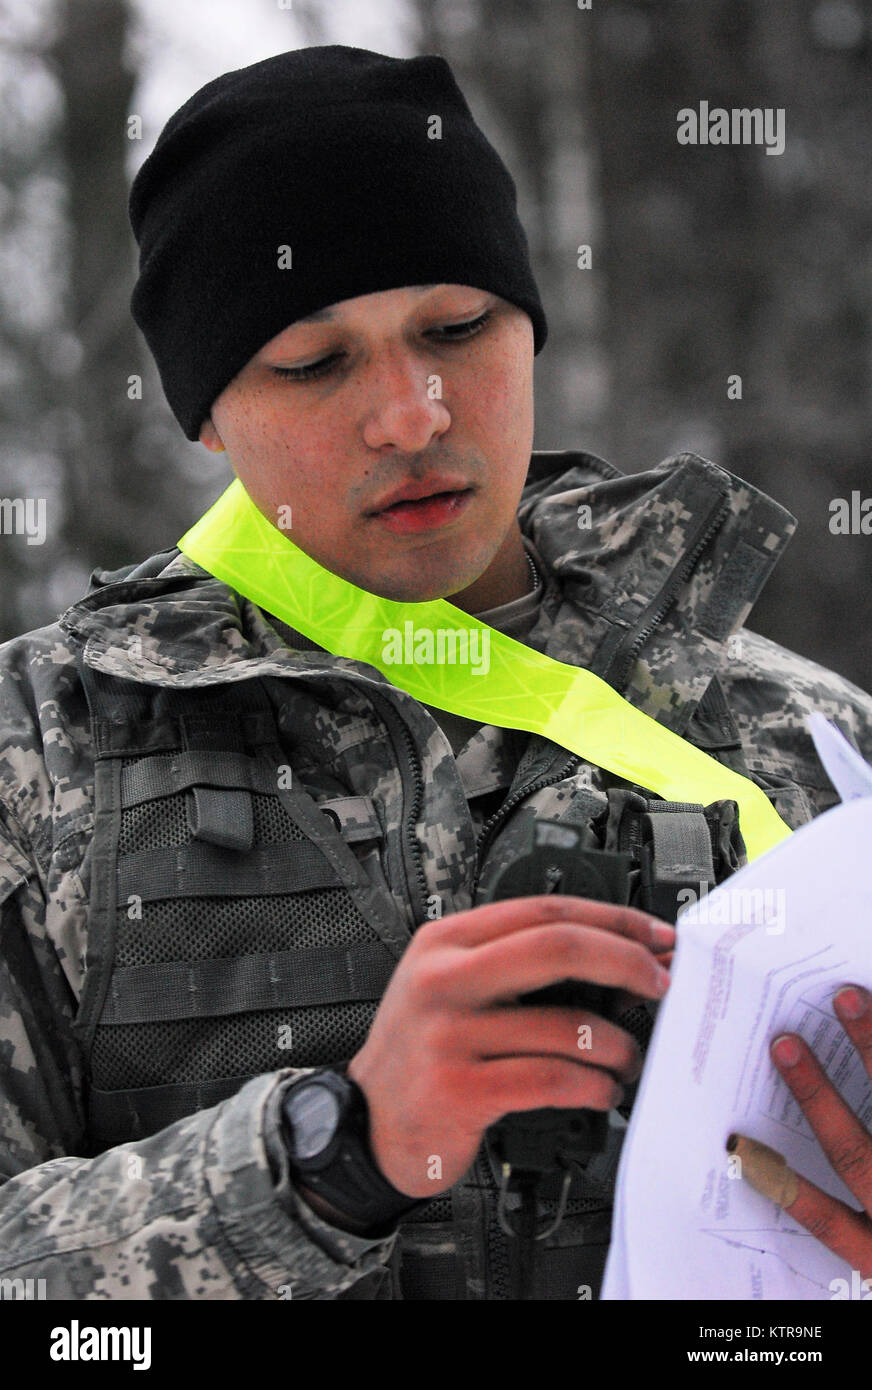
xmin=718 ymin=626 xmax=872 ymax=822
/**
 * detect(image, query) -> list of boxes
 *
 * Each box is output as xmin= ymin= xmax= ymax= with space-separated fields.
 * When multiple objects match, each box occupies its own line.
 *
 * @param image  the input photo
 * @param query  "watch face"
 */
xmin=286 ymin=1083 xmax=340 ymax=1160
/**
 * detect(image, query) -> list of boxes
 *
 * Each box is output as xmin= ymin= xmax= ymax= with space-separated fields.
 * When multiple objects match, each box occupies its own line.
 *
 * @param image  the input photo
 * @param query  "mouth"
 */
xmin=369 ymin=487 xmax=475 ymax=535
xmin=368 ymin=477 xmax=473 ymax=514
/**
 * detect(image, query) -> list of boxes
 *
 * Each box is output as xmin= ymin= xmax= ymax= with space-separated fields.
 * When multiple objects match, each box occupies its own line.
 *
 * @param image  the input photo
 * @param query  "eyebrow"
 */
xmin=293 ymin=285 xmax=440 ymax=324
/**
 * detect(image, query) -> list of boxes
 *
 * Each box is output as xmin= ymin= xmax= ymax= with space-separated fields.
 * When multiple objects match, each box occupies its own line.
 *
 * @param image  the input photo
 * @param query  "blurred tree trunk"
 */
xmin=49 ymin=0 xmax=156 ymax=572
xmin=412 ymin=0 xmax=606 ymax=457
xmin=586 ymin=0 xmax=872 ymax=689
xmin=0 ymin=29 xmax=53 ymax=636
xmin=588 ymin=0 xmax=763 ymax=471
xmin=0 ymin=0 xmax=222 ymax=642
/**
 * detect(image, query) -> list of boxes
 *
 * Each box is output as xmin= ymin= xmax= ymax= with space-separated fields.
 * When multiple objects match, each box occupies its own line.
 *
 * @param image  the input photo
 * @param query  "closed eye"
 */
xmin=269 ymin=309 xmax=493 ymax=382
xmin=428 ymin=309 xmax=493 ymax=341
xmin=270 ymin=355 xmax=344 ymax=382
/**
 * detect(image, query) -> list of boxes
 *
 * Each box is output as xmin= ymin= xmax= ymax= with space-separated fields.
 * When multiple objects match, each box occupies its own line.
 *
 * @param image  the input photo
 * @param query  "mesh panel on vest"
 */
xmin=117 ymin=786 xmax=190 ymax=853
xmin=113 ymin=890 xmax=370 ymax=967
xmin=88 ymin=752 xmax=390 ymax=1138
xmin=401 ymin=1196 xmax=454 ymax=1223
xmin=91 ymin=1004 xmax=380 ymax=1089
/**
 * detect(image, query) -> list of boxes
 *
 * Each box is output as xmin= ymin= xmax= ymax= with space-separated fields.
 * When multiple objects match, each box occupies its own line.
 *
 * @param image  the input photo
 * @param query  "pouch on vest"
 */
xmin=602 ymin=785 xmax=745 ymax=922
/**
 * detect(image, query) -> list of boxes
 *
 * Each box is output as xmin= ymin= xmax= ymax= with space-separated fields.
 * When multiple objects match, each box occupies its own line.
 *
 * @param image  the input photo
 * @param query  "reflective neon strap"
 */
xmin=178 ymin=479 xmax=792 ymax=862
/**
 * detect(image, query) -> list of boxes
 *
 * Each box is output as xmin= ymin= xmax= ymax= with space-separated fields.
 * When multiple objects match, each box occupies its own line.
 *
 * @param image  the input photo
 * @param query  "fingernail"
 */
xmin=834 ymin=987 xmax=866 ymax=1020
xmin=655 ymin=963 xmax=671 ymax=993
xmin=772 ymin=1034 xmax=801 ymax=1067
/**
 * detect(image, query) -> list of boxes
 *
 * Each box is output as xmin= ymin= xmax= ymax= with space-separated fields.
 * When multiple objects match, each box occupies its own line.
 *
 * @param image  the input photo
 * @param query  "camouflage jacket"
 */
xmin=1 ymin=448 xmax=871 ymax=1300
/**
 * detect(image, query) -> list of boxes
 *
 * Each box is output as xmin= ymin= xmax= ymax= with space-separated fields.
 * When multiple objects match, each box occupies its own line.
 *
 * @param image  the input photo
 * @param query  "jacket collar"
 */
xmin=58 ymin=450 xmax=796 ymax=735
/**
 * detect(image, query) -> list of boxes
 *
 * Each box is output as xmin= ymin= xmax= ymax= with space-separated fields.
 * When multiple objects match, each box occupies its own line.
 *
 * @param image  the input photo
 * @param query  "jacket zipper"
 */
xmin=607 ymin=495 xmax=733 ymax=692
xmin=471 ymin=753 xmax=579 ymax=899
xmin=394 ymin=719 xmax=431 ymax=926
xmin=362 ymin=686 xmax=431 ymax=928
xmin=369 ymin=677 xmax=580 ymax=915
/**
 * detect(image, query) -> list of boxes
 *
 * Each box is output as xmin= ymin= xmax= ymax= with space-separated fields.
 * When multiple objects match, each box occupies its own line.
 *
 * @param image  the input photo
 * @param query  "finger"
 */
xmin=475 ymin=1055 xmax=624 ymax=1128
xmin=788 ymin=1178 xmax=872 ymax=1282
xmin=437 ymin=894 xmax=675 ymax=953
xmin=616 ymin=957 xmax=673 ymax=1002
xmin=771 ymin=1033 xmax=872 ymax=1215
xmin=728 ymin=1134 xmax=872 ymax=1281
xmin=468 ymin=1007 xmax=643 ymax=1083
xmin=833 ymin=985 xmax=872 ymax=1082
xmin=451 ymin=922 xmax=671 ymax=1008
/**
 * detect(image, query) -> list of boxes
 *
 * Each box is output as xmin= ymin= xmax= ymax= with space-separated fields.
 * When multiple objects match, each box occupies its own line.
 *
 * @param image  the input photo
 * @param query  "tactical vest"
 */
xmin=72 ymin=652 xmax=744 ymax=1300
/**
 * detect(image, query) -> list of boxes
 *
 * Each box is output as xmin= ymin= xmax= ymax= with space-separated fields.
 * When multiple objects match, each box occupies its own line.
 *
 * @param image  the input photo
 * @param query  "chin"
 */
xmin=368 ymin=574 xmax=461 ymax=604
xmin=374 ymin=582 xmax=445 ymax=604
xmin=366 ymin=561 xmax=480 ymax=606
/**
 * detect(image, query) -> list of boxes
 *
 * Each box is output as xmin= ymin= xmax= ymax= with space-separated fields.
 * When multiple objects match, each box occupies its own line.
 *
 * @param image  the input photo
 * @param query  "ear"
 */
xmin=199 ymin=417 xmax=225 ymax=452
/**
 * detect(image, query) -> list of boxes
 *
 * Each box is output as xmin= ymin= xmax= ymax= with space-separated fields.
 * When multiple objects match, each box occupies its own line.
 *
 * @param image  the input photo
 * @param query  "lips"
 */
xmin=369 ymin=478 xmax=472 ymax=514
xmin=381 ymin=489 xmax=469 ymax=513
xmin=371 ymin=488 xmax=475 ymax=534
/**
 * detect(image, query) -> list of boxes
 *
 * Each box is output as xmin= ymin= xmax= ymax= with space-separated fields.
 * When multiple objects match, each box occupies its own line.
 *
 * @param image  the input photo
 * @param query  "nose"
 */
xmin=360 ymin=346 xmax=452 ymax=453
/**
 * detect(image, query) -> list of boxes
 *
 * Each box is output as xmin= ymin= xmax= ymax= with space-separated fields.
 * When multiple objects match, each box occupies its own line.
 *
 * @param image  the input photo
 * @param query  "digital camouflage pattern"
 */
xmin=0 ymin=448 xmax=871 ymax=1299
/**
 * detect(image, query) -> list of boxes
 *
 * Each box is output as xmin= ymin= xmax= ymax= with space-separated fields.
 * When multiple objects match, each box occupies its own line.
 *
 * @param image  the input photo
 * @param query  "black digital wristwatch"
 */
xmin=279 ymin=1067 xmax=427 ymax=1236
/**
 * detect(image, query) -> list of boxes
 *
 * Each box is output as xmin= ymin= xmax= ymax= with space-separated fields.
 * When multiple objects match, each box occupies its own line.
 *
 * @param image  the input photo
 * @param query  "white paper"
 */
xmin=601 ymin=717 xmax=872 ymax=1300
xmin=808 ymin=710 xmax=872 ymax=801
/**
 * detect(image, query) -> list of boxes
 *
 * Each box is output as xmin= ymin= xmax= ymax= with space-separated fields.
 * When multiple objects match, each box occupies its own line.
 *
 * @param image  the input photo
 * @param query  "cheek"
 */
xmin=470 ymin=375 xmax=533 ymax=489
xmin=468 ymin=333 xmax=533 ymax=431
xmin=226 ymin=408 xmax=351 ymax=539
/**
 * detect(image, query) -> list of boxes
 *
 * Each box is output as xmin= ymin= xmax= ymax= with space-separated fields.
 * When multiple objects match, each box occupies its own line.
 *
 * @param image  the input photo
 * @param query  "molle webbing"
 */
xmin=73 ymin=658 xmax=400 ymax=1152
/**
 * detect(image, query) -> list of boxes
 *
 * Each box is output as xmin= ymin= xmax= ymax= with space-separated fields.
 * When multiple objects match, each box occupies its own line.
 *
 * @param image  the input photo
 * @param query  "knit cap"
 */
xmin=129 ymin=45 xmax=548 ymax=440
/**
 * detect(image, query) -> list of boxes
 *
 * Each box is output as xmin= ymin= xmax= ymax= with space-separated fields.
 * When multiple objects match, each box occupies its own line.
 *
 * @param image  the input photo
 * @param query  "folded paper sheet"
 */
xmin=602 ymin=715 xmax=872 ymax=1300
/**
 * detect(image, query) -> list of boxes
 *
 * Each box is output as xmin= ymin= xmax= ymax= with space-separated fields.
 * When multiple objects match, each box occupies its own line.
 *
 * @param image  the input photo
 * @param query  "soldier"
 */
xmin=0 ymin=45 xmax=870 ymax=1301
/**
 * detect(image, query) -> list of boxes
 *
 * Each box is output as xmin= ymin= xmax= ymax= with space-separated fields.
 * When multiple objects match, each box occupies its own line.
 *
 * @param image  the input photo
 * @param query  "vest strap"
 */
xmin=178 ymin=714 xmax=256 ymax=851
xmin=98 ymin=942 xmax=399 ymax=1023
xmin=638 ymin=805 xmax=716 ymax=921
xmin=117 ymin=839 xmax=343 ymax=902
xmin=645 ymin=806 xmax=715 ymax=882
xmin=120 ymin=749 xmax=272 ymax=804
xmin=89 ymin=1075 xmax=255 ymax=1143
xmin=186 ymin=783 xmax=255 ymax=851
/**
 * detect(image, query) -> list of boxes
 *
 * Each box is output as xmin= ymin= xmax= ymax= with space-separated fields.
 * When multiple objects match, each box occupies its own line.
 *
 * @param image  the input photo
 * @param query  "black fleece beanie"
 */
xmin=128 ymin=44 xmax=548 ymax=441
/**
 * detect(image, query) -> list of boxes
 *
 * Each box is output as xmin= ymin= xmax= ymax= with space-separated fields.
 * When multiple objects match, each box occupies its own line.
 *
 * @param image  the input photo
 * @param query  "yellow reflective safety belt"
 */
xmin=178 ymin=479 xmax=792 ymax=862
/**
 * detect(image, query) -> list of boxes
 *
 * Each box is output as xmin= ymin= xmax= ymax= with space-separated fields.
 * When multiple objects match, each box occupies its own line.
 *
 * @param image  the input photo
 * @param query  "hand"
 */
xmin=347 ymin=895 xmax=674 ymax=1198
xmin=732 ymin=985 xmax=872 ymax=1280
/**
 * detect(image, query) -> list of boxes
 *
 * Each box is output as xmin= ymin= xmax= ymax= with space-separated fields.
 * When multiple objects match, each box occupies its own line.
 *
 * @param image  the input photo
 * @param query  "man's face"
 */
xmin=199 ymin=284 xmax=535 ymax=604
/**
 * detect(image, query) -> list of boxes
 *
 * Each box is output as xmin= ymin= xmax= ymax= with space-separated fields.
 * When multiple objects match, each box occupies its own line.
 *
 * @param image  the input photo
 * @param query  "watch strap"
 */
xmin=280 ymin=1067 xmax=428 ymax=1236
